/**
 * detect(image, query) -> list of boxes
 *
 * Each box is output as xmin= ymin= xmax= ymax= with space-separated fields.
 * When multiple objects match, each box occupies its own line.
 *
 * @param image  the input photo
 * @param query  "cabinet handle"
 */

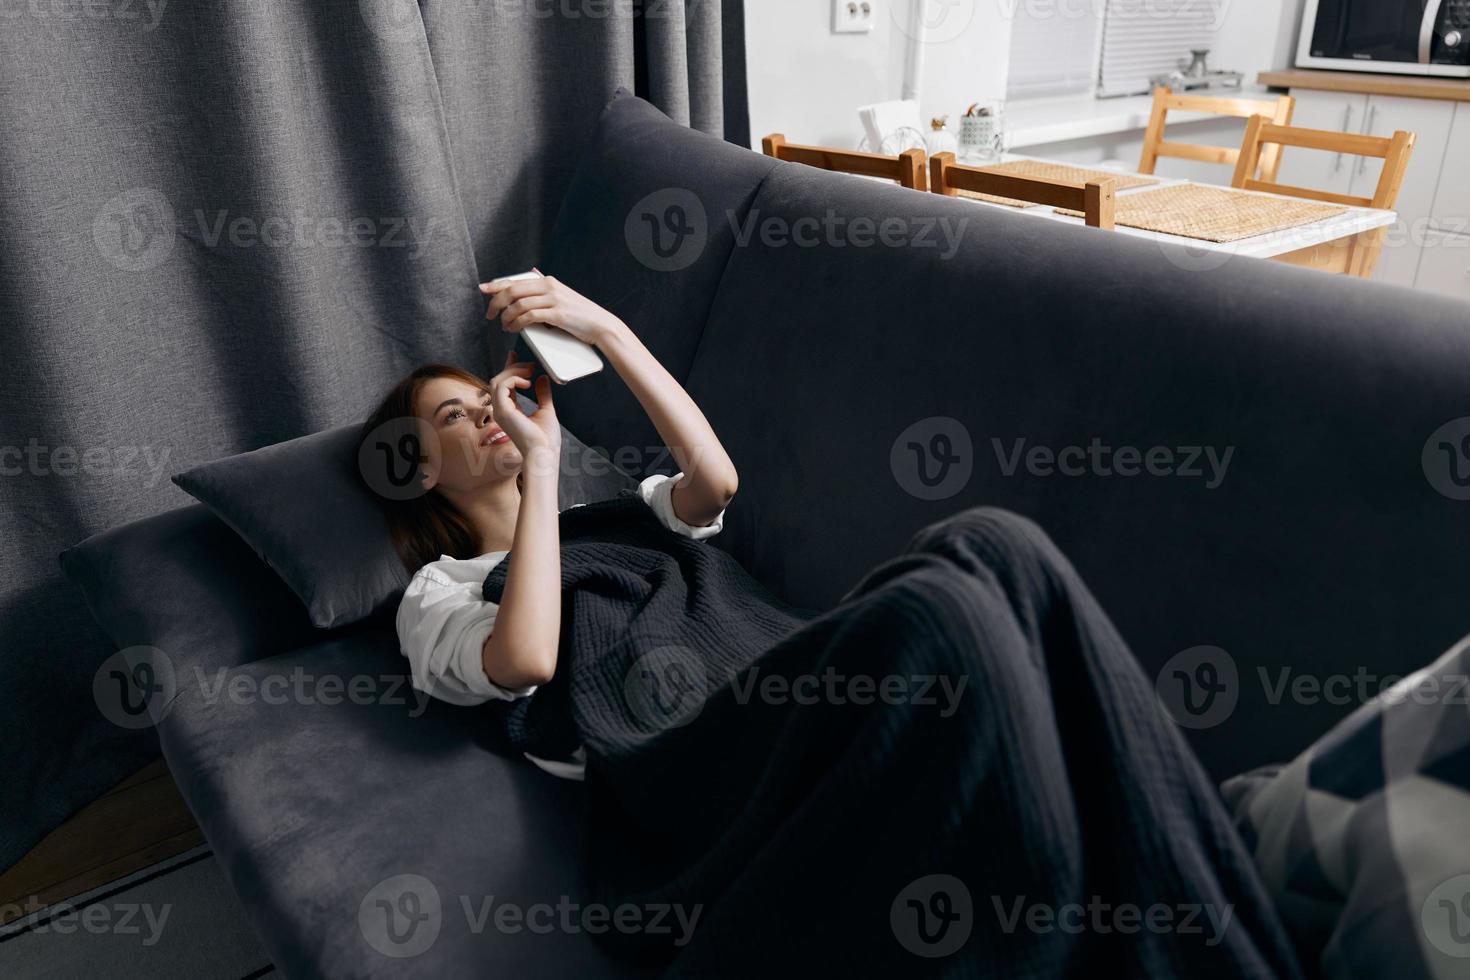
xmin=1333 ymin=104 xmax=1354 ymax=173
xmin=1421 ymin=0 xmax=1446 ymax=63
xmin=1357 ymin=105 xmax=1377 ymax=178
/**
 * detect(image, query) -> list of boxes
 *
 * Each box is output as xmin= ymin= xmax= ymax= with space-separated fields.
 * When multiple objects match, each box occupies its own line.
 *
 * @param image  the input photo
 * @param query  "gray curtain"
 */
xmin=0 ymin=0 xmax=747 ymax=869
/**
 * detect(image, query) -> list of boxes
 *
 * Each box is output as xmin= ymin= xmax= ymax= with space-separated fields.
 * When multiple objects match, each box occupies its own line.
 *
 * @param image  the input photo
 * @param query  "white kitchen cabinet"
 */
xmin=1250 ymin=71 xmax=1470 ymax=295
xmin=1416 ymin=232 xmax=1470 ymax=302
xmin=1275 ymin=86 xmax=1459 ymax=288
xmin=1274 ymin=89 xmax=1367 ymax=197
xmin=1428 ymin=104 xmax=1470 ymax=236
xmin=1352 ymin=95 xmax=1456 ymax=287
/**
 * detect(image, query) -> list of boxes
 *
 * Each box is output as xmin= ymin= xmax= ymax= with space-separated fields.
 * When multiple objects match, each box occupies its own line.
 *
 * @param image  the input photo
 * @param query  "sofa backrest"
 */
xmin=542 ymin=90 xmax=777 ymax=473
xmin=545 ymin=92 xmax=1470 ymax=779
xmin=687 ymin=162 xmax=1470 ymax=778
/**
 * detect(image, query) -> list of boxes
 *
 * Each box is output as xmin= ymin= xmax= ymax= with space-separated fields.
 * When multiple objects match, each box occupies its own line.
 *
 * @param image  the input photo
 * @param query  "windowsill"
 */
xmin=1005 ymin=90 xmax=1267 ymax=149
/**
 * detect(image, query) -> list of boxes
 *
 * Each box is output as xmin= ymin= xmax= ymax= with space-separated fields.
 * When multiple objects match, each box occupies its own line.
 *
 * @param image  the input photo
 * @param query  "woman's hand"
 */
xmin=479 ymin=270 xmax=627 ymax=349
xmin=488 ymin=348 xmax=536 ymax=392
xmin=490 ymin=368 xmax=562 ymax=464
xmin=481 ymin=271 xmax=736 ymax=527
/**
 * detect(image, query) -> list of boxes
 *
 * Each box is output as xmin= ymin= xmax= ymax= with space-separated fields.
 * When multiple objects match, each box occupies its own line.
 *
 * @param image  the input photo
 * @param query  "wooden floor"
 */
xmin=0 ymin=758 xmax=204 ymax=925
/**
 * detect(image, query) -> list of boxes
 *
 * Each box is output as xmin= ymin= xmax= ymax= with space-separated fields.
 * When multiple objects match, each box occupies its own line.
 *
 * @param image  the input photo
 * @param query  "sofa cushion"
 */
xmin=172 ymin=394 xmax=637 ymax=630
xmin=59 ymin=504 xmax=318 ymax=676
xmin=172 ymin=425 xmax=407 ymax=631
xmin=158 ymin=629 xmax=651 ymax=979
xmin=682 ymin=160 xmax=1470 ymax=780
xmin=539 ymin=89 xmax=777 ymax=474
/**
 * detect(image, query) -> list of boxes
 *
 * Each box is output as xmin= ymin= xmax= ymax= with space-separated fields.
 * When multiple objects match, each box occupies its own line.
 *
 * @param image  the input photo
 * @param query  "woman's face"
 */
xmin=412 ymin=375 xmax=521 ymax=495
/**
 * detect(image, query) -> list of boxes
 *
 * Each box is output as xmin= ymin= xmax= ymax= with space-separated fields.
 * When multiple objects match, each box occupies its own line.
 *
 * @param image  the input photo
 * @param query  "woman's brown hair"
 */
xmin=360 ymin=363 xmax=522 ymax=572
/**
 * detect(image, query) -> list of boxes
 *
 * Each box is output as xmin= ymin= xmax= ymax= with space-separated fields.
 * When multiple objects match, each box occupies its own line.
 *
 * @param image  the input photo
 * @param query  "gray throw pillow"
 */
xmin=173 ymin=396 xmax=637 ymax=628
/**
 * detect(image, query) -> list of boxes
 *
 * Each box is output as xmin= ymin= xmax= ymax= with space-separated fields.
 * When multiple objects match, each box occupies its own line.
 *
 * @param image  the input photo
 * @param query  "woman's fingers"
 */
xmin=533 ymin=375 xmax=558 ymax=425
xmin=490 ymin=375 xmax=532 ymax=425
xmin=504 ymin=307 xmax=553 ymax=334
xmin=479 ymin=278 xmax=527 ymax=296
xmin=490 ymin=352 xmax=533 ymax=384
xmin=483 ymin=279 xmax=549 ymax=319
xmin=499 ymin=295 xmax=555 ymax=328
xmin=489 ymin=377 xmax=513 ymax=417
xmin=492 ymin=373 xmax=531 ymax=404
xmin=488 ymin=367 xmax=559 ymax=456
xmin=532 ymin=375 xmax=558 ymax=433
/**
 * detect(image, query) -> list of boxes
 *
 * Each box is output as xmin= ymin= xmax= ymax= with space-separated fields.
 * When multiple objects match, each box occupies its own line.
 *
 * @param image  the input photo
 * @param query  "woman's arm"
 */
xmin=481 ymin=275 xmax=738 ymax=528
xmin=479 ymin=374 xmax=563 ymax=689
xmin=597 ymin=326 xmax=738 ymax=527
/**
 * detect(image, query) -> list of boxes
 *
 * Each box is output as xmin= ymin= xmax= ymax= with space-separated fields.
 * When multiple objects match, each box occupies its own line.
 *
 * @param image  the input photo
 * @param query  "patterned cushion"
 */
xmin=1221 ymin=637 xmax=1470 ymax=978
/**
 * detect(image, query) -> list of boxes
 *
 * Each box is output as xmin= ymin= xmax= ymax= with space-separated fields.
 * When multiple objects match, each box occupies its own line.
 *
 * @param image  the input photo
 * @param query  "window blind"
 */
xmin=1096 ymin=0 xmax=1223 ymax=97
xmin=1006 ymin=0 xmax=1104 ymax=100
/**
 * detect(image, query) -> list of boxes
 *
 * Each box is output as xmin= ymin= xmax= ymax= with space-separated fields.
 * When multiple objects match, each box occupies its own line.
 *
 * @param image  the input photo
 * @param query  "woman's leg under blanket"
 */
xmin=583 ymin=506 xmax=1300 ymax=980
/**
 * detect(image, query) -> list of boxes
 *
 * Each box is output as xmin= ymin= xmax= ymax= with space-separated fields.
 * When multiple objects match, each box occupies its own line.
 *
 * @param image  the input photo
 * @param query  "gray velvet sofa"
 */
xmin=65 ymin=91 xmax=1470 ymax=976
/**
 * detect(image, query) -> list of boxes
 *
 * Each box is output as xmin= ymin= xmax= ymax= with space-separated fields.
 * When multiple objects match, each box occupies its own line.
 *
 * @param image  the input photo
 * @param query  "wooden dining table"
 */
xmin=944 ymin=154 xmax=1398 ymax=274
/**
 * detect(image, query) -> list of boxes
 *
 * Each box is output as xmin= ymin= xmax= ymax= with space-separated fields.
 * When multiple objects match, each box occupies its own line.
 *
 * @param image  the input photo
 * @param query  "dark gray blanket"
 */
xmin=483 ymin=492 xmax=1303 ymax=978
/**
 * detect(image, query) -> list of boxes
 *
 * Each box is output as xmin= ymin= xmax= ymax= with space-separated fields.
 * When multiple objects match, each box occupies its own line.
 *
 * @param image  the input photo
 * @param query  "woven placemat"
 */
xmin=1055 ymin=183 xmax=1350 ymax=243
xmin=983 ymin=159 xmax=1160 ymax=192
xmin=950 ymin=159 xmax=1156 ymax=208
xmin=955 ymin=187 xmax=1041 ymax=208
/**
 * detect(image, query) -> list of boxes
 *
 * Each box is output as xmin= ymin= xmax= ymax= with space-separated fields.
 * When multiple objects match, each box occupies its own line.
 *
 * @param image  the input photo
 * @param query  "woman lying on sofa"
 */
xmin=359 ymin=276 xmax=1303 ymax=979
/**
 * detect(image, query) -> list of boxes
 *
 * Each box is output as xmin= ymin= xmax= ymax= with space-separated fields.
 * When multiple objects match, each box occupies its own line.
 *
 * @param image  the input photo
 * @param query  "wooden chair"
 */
xmin=928 ymin=152 xmax=1116 ymax=230
xmin=761 ymin=133 xmax=927 ymax=191
xmin=1230 ymin=116 xmax=1416 ymax=278
xmin=1138 ymin=87 xmax=1296 ymax=182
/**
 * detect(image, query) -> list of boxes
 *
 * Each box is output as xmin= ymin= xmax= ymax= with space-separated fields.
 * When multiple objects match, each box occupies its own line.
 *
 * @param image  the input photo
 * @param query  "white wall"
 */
xmin=743 ymin=0 xmax=1010 ymax=150
xmin=903 ymin=0 xmax=1012 ymax=132
xmin=1017 ymin=0 xmax=1309 ymax=173
xmin=744 ymin=2 xmax=898 ymax=149
xmin=1211 ymin=0 xmax=1306 ymax=89
xmin=744 ymin=0 xmax=1309 ymax=154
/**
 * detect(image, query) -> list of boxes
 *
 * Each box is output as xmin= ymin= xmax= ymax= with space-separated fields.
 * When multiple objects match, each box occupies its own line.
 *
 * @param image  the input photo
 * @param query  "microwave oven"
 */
xmin=1297 ymin=0 xmax=1470 ymax=76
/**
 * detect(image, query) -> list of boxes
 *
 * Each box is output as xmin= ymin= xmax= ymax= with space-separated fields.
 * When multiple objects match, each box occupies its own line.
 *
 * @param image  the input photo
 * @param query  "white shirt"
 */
xmin=395 ymin=472 xmax=724 ymax=781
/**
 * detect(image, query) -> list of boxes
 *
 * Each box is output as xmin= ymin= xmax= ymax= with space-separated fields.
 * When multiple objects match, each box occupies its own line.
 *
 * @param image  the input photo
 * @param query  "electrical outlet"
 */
xmin=832 ymin=0 xmax=875 ymax=34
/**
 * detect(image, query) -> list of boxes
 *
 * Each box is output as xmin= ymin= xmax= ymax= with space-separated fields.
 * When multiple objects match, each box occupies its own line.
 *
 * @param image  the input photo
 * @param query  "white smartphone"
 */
xmin=490 ymin=270 xmax=605 ymax=385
